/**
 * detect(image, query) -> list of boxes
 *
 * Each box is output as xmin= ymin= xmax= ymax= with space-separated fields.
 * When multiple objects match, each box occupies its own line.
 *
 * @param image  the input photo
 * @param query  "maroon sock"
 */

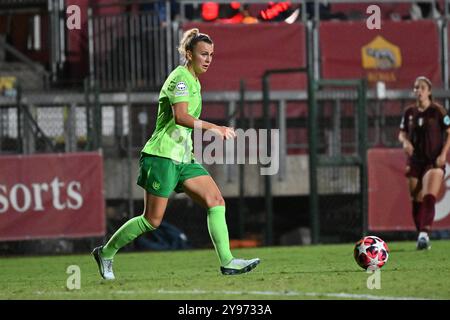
xmin=420 ymin=194 xmax=436 ymax=232
xmin=412 ymin=201 xmax=421 ymax=231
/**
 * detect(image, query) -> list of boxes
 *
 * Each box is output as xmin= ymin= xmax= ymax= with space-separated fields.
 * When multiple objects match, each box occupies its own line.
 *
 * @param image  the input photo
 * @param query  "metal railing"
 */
xmin=2 ymin=0 xmax=450 ymax=91
xmin=0 ymin=0 xmax=46 ymax=8
xmin=0 ymin=37 xmax=50 ymax=89
xmin=1 ymin=85 xmax=439 ymax=157
xmin=88 ymin=0 xmax=180 ymax=91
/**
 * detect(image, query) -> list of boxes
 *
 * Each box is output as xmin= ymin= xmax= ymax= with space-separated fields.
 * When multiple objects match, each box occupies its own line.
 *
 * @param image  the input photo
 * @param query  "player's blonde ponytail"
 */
xmin=178 ymin=28 xmax=213 ymax=62
xmin=178 ymin=28 xmax=199 ymax=58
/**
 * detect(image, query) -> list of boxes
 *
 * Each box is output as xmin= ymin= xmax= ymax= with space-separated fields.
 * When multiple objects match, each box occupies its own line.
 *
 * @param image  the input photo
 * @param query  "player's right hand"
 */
xmin=403 ymin=141 xmax=414 ymax=156
xmin=211 ymin=126 xmax=236 ymax=140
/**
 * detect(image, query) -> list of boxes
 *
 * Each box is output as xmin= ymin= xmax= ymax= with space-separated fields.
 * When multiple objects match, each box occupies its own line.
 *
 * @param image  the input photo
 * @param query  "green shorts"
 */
xmin=137 ymin=153 xmax=210 ymax=198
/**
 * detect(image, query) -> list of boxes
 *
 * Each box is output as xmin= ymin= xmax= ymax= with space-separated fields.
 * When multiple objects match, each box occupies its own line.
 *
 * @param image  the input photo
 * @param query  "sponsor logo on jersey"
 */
xmin=444 ymin=115 xmax=450 ymax=126
xmin=176 ymin=82 xmax=187 ymax=91
xmin=175 ymin=82 xmax=188 ymax=97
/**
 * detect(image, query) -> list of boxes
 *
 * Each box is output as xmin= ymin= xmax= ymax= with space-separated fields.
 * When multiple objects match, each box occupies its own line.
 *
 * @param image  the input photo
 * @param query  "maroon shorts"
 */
xmin=405 ymin=159 xmax=445 ymax=180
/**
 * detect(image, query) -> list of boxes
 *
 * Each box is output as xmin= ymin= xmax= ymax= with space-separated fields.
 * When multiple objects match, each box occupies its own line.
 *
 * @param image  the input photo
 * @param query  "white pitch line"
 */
xmin=33 ymin=289 xmax=429 ymax=300
xmin=155 ymin=289 xmax=429 ymax=300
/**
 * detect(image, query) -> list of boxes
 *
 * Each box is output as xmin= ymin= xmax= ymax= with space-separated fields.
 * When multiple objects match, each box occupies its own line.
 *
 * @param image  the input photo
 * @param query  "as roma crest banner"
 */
xmin=320 ymin=20 xmax=440 ymax=89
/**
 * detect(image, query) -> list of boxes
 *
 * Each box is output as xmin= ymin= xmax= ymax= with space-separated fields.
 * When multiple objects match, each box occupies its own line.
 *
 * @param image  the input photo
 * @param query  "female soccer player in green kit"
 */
xmin=93 ymin=28 xmax=260 ymax=280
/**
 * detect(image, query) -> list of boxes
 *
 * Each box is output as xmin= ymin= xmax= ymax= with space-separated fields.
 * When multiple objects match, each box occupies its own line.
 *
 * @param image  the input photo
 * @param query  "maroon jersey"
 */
xmin=399 ymin=103 xmax=450 ymax=163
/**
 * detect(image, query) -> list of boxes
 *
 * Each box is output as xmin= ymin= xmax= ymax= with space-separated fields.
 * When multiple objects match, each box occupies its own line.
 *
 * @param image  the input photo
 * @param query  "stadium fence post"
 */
xmin=358 ymin=79 xmax=369 ymax=236
xmin=238 ymin=79 xmax=246 ymax=240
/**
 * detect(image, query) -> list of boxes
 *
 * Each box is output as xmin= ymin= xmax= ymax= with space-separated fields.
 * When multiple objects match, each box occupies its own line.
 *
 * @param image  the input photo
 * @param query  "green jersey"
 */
xmin=142 ymin=66 xmax=202 ymax=163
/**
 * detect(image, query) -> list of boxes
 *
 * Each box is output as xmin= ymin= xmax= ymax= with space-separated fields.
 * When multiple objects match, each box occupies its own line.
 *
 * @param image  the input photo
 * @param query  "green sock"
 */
xmin=101 ymin=214 xmax=155 ymax=259
xmin=207 ymin=206 xmax=234 ymax=266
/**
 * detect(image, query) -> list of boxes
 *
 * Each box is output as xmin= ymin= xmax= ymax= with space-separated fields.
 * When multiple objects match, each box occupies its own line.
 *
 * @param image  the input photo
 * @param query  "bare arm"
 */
xmin=398 ymin=130 xmax=414 ymax=157
xmin=172 ymin=102 xmax=236 ymax=140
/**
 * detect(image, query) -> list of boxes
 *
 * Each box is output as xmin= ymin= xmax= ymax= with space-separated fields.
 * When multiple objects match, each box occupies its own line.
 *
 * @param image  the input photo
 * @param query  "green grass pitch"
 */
xmin=1 ymin=240 xmax=449 ymax=300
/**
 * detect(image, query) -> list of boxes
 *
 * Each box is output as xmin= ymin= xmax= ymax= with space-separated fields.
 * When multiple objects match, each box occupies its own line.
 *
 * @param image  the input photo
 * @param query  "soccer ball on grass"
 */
xmin=353 ymin=235 xmax=389 ymax=270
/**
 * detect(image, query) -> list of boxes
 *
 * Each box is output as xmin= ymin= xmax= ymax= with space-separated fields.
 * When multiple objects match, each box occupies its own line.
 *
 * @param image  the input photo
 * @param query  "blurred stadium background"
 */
xmin=1 ymin=0 xmax=450 ymax=257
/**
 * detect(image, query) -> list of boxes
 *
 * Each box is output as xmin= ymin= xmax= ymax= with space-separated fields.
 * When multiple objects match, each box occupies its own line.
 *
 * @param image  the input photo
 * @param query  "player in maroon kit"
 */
xmin=398 ymin=76 xmax=450 ymax=250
